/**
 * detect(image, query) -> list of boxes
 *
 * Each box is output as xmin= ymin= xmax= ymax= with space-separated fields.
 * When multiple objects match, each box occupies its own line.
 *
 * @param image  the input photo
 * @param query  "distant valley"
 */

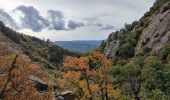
xmin=54 ymin=40 xmax=103 ymax=52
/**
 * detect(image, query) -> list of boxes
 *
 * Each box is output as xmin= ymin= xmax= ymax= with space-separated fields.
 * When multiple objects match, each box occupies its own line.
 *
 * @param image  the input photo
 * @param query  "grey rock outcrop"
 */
xmin=29 ymin=75 xmax=48 ymax=92
xmin=103 ymin=29 xmax=124 ymax=58
xmin=56 ymin=96 xmax=64 ymax=100
xmin=135 ymin=2 xmax=170 ymax=54
xmin=55 ymin=91 xmax=78 ymax=100
xmin=102 ymin=1 xmax=170 ymax=58
xmin=0 ymin=68 xmax=3 ymax=74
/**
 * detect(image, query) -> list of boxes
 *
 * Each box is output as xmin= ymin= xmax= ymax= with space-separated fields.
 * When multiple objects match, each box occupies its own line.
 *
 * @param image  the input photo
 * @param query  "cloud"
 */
xmin=6 ymin=6 xmax=84 ymax=31
xmin=47 ymin=10 xmax=66 ymax=30
xmin=90 ymin=23 xmax=114 ymax=30
xmin=0 ymin=9 xmax=19 ymax=29
xmin=99 ymin=24 xmax=114 ymax=30
xmin=83 ymin=17 xmax=99 ymax=22
xmin=15 ymin=5 xmax=49 ymax=32
xmin=94 ymin=23 xmax=103 ymax=27
xmin=68 ymin=20 xmax=85 ymax=30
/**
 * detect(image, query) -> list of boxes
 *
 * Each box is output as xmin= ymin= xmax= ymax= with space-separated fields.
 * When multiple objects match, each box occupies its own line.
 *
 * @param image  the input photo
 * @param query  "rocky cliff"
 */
xmin=135 ymin=2 xmax=170 ymax=54
xmin=100 ymin=0 xmax=170 ymax=59
xmin=102 ymin=29 xmax=124 ymax=58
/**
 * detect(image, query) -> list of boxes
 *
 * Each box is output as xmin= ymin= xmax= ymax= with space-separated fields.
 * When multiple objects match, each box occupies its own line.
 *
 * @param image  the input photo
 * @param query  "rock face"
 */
xmin=101 ymin=0 xmax=170 ymax=58
xmin=56 ymin=91 xmax=78 ymax=100
xmin=29 ymin=75 xmax=48 ymax=92
xmin=0 ymin=68 xmax=2 ymax=74
xmin=103 ymin=30 xmax=124 ymax=58
xmin=135 ymin=2 xmax=170 ymax=54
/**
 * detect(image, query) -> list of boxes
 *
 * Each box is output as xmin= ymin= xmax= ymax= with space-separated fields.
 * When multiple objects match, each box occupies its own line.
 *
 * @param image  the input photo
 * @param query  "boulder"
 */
xmin=0 ymin=68 xmax=3 ymax=74
xmin=56 ymin=96 xmax=64 ymax=100
xmin=29 ymin=75 xmax=48 ymax=92
xmin=56 ymin=91 xmax=77 ymax=100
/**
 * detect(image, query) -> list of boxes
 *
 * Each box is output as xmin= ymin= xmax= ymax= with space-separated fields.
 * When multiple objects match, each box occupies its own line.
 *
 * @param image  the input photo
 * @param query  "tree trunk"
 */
xmin=101 ymin=88 xmax=105 ymax=100
xmin=84 ymin=72 xmax=93 ymax=100
xmin=134 ymin=93 xmax=140 ymax=100
xmin=104 ymin=81 xmax=109 ymax=100
xmin=0 ymin=55 xmax=18 ymax=99
xmin=105 ymin=89 xmax=109 ymax=100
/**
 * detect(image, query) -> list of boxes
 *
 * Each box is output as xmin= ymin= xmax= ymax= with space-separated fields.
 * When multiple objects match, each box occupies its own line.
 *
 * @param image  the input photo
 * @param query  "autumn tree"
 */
xmin=61 ymin=56 xmax=94 ymax=99
xmin=59 ymin=51 xmax=122 ymax=100
xmin=87 ymin=51 xmax=114 ymax=100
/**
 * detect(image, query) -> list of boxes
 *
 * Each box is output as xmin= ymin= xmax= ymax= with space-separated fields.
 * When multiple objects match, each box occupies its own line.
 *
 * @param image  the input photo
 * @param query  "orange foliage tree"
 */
xmin=87 ymin=51 xmax=113 ymax=100
xmin=59 ymin=51 xmax=121 ymax=100
xmin=61 ymin=56 xmax=93 ymax=100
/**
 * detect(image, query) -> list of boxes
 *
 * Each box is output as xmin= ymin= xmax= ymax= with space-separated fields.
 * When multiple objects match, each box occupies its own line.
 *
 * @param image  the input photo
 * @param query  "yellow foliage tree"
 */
xmin=60 ymin=56 xmax=93 ymax=99
xmin=59 ymin=51 xmax=122 ymax=100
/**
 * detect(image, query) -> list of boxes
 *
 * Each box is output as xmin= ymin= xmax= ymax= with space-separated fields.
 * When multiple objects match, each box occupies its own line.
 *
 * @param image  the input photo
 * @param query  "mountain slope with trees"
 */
xmin=0 ymin=0 xmax=170 ymax=99
xmin=0 ymin=21 xmax=80 ymax=69
xmin=0 ymin=21 xmax=80 ymax=99
xmin=96 ymin=0 xmax=170 ymax=99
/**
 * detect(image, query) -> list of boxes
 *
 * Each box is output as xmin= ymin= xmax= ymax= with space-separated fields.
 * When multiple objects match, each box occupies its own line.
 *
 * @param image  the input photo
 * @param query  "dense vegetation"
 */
xmin=1 ymin=47 xmax=169 ymax=99
xmin=56 ymin=48 xmax=170 ymax=99
xmin=95 ymin=0 xmax=170 ymax=99
xmin=110 ymin=44 xmax=170 ymax=99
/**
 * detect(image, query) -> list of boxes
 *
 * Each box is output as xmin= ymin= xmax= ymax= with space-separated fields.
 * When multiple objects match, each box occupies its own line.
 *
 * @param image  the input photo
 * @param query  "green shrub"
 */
xmin=154 ymin=33 xmax=160 ymax=38
xmin=158 ymin=43 xmax=170 ymax=62
xmin=142 ymin=47 xmax=152 ymax=54
xmin=116 ymin=43 xmax=135 ymax=59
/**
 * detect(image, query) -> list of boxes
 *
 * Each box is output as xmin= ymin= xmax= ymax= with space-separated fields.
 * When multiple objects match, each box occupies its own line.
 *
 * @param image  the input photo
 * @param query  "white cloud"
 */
xmin=0 ymin=0 xmax=156 ymax=41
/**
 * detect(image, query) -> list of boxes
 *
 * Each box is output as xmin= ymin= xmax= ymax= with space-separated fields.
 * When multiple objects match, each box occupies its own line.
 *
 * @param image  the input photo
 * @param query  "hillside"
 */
xmin=0 ymin=21 xmax=80 ymax=69
xmin=54 ymin=40 xmax=102 ymax=52
xmin=0 ymin=21 xmax=81 ymax=99
xmin=96 ymin=0 xmax=170 ymax=99
xmin=0 ymin=22 xmax=54 ymax=99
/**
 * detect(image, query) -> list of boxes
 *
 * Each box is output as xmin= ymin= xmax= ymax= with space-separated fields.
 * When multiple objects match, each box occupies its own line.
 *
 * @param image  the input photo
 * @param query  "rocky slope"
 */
xmin=101 ymin=29 xmax=124 ymax=58
xmin=100 ymin=0 xmax=170 ymax=59
xmin=135 ymin=2 xmax=170 ymax=54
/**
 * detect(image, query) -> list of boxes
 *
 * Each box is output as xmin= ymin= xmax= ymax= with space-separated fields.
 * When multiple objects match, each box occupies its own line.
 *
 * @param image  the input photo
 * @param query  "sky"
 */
xmin=0 ymin=0 xmax=155 ymax=41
